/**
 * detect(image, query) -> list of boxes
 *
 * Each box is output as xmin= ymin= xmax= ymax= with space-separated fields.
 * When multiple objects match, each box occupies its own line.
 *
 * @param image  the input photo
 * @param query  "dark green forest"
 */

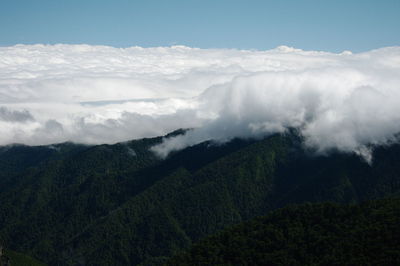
xmin=167 ymin=198 xmax=400 ymax=265
xmin=0 ymin=130 xmax=399 ymax=265
xmin=2 ymin=249 xmax=46 ymax=266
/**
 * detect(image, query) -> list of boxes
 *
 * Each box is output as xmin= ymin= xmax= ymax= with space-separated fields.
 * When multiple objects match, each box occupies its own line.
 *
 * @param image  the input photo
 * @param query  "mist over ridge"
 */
xmin=1 ymin=44 xmax=400 ymax=159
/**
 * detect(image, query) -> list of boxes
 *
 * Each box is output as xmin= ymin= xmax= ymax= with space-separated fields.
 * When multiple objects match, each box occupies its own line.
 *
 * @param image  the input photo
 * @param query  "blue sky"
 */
xmin=0 ymin=0 xmax=399 ymax=52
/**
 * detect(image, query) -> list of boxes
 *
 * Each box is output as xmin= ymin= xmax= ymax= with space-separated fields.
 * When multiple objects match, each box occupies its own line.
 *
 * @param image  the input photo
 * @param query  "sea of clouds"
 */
xmin=1 ymin=44 xmax=400 ymax=159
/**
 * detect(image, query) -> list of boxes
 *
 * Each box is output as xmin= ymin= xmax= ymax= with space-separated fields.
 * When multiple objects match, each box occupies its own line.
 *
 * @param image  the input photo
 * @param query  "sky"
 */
xmin=0 ymin=0 xmax=400 ymax=161
xmin=0 ymin=0 xmax=399 ymax=52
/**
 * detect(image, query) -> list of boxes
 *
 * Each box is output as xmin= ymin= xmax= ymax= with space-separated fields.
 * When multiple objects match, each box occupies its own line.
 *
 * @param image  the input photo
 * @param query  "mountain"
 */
xmin=0 ymin=130 xmax=399 ymax=265
xmin=166 ymin=198 xmax=400 ymax=266
xmin=1 ymin=248 xmax=46 ymax=266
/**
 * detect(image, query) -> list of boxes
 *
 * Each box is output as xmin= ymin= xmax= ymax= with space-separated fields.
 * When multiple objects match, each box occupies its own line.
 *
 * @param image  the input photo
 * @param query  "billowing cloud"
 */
xmin=1 ymin=44 xmax=400 ymax=160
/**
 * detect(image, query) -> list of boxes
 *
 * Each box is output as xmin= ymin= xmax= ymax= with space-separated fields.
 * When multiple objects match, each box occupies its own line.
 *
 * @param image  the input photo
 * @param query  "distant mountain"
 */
xmin=167 ymin=198 xmax=400 ymax=266
xmin=0 ymin=130 xmax=399 ymax=265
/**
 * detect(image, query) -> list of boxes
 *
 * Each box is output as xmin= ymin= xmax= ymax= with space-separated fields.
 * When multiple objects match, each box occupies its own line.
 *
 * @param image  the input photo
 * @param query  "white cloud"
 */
xmin=1 ymin=44 xmax=400 ymax=159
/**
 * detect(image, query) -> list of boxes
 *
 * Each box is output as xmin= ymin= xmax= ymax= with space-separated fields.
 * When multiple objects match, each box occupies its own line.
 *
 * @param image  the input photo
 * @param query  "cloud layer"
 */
xmin=1 ymin=44 xmax=400 ymax=159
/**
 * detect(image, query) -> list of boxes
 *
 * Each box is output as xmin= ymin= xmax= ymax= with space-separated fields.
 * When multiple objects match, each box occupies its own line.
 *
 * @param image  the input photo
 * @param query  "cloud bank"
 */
xmin=1 ymin=44 xmax=400 ymax=159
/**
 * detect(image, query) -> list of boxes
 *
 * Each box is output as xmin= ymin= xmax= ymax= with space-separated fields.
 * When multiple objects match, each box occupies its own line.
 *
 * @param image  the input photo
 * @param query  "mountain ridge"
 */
xmin=0 ymin=130 xmax=399 ymax=265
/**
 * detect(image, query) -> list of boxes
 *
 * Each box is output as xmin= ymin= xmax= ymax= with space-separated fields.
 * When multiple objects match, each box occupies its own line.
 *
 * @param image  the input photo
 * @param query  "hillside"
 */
xmin=167 ymin=198 xmax=400 ymax=265
xmin=2 ymin=249 xmax=46 ymax=266
xmin=0 ymin=130 xmax=400 ymax=265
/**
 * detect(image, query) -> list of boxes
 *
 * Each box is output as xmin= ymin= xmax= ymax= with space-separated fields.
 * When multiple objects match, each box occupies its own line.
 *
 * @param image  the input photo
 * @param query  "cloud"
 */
xmin=1 ymin=44 xmax=400 ymax=160
xmin=0 ymin=107 xmax=34 ymax=123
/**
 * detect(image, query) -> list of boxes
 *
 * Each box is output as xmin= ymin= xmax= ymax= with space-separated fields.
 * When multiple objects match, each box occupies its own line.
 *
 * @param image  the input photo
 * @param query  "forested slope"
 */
xmin=167 ymin=198 xmax=400 ymax=266
xmin=0 ymin=130 xmax=399 ymax=265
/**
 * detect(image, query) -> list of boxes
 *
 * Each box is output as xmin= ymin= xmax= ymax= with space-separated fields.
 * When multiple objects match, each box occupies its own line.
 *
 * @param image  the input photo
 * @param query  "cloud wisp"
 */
xmin=1 ymin=44 xmax=400 ymax=160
